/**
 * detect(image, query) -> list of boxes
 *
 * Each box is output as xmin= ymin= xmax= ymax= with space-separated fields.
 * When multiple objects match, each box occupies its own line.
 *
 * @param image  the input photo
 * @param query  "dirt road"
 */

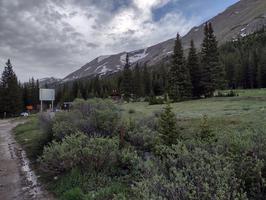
xmin=0 ymin=119 xmax=53 ymax=200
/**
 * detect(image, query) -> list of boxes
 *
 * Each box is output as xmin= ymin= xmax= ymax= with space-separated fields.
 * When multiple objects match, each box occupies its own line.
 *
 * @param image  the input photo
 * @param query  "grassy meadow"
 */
xmin=121 ymin=89 xmax=266 ymax=131
xmin=13 ymin=89 xmax=266 ymax=199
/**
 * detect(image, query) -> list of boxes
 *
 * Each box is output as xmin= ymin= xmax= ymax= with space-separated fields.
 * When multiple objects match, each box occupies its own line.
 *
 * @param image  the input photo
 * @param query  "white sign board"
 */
xmin=39 ymin=89 xmax=55 ymax=101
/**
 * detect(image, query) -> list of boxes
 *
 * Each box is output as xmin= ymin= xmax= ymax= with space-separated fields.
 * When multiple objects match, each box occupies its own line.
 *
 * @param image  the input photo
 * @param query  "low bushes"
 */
xmin=148 ymin=96 xmax=165 ymax=105
xmin=73 ymin=99 xmax=121 ymax=137
xmin=215 ymin=90 xmax=239 ymax=97
xmin=39 ymin=133 xmax=119 ymax=177
xmin=15 ymin=98 xmax=266 ymax=199
xmin=134 ymin=143 xmax=248 ymax=200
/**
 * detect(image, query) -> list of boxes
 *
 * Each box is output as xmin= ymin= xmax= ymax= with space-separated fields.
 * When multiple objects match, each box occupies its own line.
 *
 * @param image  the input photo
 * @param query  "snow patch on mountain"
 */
xmin=94 ymin=62 xmax=108 ymax=72
xmin=120 ymin=49 xmax=148 ymax=64
xmin=99 ymin=66 xmax=110 ymax=75
xmin=39 ymin=77 xmax=61 ymax=87
xmin=241 ymin=32 xmax=247 ymax=37
xmin=98 ymin=55 xmax=110 ymax=63
xmin=130 ymin=48 xmax=149 ymax=63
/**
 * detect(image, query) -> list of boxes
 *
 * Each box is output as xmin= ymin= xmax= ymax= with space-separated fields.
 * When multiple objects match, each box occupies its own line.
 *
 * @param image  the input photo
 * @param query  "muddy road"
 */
xmin=0 ymin=119 xmax=54 ymax=200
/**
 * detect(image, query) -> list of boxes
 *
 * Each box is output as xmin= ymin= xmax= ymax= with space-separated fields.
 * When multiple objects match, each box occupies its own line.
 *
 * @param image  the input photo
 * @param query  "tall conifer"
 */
xmin=188 ymin=40 xmax=201 ymax=97
xmin=133 ymin=63 xmax=143 ymax=97
xmin=143 ymin=64 xmax=151 ymax=96
xmin=200 ymin=23 xmax=225 ymax=97
xmin=122 ymin=54 xmax=133 ymax=100
xmin=168 ymin=33 xmax=192 ymax=102
xmin=0 ymin=59 xmax=22 ymax=117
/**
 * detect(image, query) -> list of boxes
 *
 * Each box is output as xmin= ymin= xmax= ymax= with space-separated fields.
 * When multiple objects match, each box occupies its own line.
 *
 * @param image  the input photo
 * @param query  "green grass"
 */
xmin=121 ymin=89 xmax=266 ymax=133
xmin=14 ymin=88 xmax=266 ymax=199
xmin=15 ymin=89 xmax=266 ymax=157
xmin=14 ymin=117 xmax=48 ymax=159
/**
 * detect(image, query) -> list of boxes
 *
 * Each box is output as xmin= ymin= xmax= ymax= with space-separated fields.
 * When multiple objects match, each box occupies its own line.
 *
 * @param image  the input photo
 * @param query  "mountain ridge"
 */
xmin=62 ymin=0 xmax=266 ymax=83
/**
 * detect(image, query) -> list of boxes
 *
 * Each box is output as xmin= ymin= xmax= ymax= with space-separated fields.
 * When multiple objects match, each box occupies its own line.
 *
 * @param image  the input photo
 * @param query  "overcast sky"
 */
xmin=0 ymin=0 xmax=239 ymax=81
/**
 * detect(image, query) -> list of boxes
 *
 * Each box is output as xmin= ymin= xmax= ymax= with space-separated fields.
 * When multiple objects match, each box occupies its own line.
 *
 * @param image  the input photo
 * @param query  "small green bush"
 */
xmin=134 ymin=143 xmax=248 ymax=200
xmin=61 ymin=187 xmax=85 ymax=200
xmin=39 ymin=133 xmax=119 ymax=177
xmin=215 ymin=90 xmax=239 ymax=97
xmin=52 ymin=121 xmax=78 ymax=140
xmin=149 ymin=96 xmax=165 ymax=105
xmin=127 ymin=126 xmax=156 ymax=151
xmin=72 ymin=98 xmax=121 ymax=136
xmin=128 ymin=108 xmax=135 ymax=114
xmin=199 ymin=114 xmax=215 ymax=142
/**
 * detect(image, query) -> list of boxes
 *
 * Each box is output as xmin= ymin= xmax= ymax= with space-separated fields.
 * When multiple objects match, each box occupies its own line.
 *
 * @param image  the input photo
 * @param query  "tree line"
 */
xmin=0 ymin=59 xmax=40 ymax=117
xmin=1 ymin=24 xmax=266 ymax=116
xmin=56 ymin=24 xmax=266 ymax=103
xmin=57 ymin=23 xmax=225 ymax=103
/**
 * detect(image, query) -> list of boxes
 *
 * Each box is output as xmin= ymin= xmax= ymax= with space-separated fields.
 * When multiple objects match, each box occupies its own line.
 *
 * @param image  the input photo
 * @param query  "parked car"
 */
xmin=20 ymin=112 xmax=29 ymax=117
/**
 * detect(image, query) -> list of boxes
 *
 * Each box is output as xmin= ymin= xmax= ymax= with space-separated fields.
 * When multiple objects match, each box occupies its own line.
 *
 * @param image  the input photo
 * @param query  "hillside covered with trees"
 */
xmin=54 ymin=25 xmax=266 ymax=105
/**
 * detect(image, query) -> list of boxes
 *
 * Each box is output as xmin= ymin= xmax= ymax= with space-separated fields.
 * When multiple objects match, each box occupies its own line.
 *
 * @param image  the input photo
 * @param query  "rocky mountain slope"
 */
xmin=39 ymin=77 xmax=61 ymax=87
xmin=62 ymin=0 xmax=266 ymax=83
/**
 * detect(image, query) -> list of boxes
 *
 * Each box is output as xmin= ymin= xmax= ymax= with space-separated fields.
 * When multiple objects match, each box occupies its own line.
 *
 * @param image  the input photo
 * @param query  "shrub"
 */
xmin=117 ymin=147 xmax=141 ymax=175
xmin=72 ymin=98 xmax=121 ymax=136
xmin=158 ymin=103 xmax=179 ymax=145
xmin=39 ymin=133 xmax=119 ymax=177
xmin=52 ymin=111 xmax=83 ymax=140
xmin=134 ymin=144 xmax=247 ymax=200
xmin=38 ymin=112 xmax=53 ymax=135
xmin=87 ymin=182 xmax=129 ymax=200
xmin=52 ymin=121 xmax=78 ymax=140
xmin=215 ymin=90 xmax=239 ymax=97
xmin=199 ymin=114 xmax=215 ymax=142
xmin=127 ymin=126 xmax=156 ymax=151
xmin=61 ymin=187 xmax=85 ymax=200
xmin=149 ymin=96 xmax=165 ymax=105
xmin=128 ymin=108 xmax=135 ymax=114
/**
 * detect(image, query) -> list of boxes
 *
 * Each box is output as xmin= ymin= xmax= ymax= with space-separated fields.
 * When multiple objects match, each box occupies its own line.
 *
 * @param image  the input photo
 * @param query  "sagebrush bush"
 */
xmin=134 ymin=143 xmax=248 ymax=200
xmin=52 ymin=111 xmax=83 ymax=140
xmin=39 ymin=133 xmax=119 ymax=177
xmin=53 ymin=121 xmax=78 ymax=140
xmin=127 ymin=126 xmax=156 ymax=151
xmin=72 ymin=98 xmax=122 ymax=136
xmin=61 ymin=187 xmax=85 ymax=200
xmin=149 ymin=96 xmax=165 ymax=105
xmin=38 ymin=112 xmax=53 ymax=134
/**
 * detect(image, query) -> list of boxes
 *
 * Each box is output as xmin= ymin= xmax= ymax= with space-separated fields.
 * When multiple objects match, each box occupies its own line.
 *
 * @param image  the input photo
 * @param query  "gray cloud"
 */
xmin=0 ymin=0 xmax=198 ymax=81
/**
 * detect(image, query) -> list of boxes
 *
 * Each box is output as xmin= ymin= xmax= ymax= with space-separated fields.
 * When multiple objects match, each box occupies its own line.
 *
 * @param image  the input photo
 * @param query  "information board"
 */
xmin=39 ymin=89 xmax=55 ymax=101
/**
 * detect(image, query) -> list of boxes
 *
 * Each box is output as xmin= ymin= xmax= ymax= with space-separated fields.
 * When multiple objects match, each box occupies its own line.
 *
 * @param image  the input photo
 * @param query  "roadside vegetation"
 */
xmin=14 ymin=89 xmax=266 ymax=199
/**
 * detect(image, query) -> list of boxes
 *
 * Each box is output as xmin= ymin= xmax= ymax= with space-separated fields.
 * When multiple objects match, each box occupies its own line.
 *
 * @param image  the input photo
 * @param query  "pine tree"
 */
xmin=200 ymin=23 xmax=225 ymax=97
xmin=72 ymin=81 xmax=79 ymax=100
xmin=158 ymin=102 xmax=179 ymax=145
xmin=200 ymin=23 xmax=213 ymax=97
xmin=133 ymin=63 xmax=143 ymax=97
xmin=93 ymin=76 xmax=101 ymax=97
xmin=187 ymin=40 xmax=201 ymax=97
xmin=208 ymin=23 xmax=225 ymax=90
xmin=0 ymin=59 xmax=22 ymax=117
xmin=257 ymin=50 xmax=266 ymax=88
xmin=143 ymin=64 xmax=151 ymax=96
xmin=168 ymin=33 xmax=192 ymax=102
xmin=152 ymin=71 xmax=162 ymax=96
xmin=122 ymin=54 xmax=133 ymax=100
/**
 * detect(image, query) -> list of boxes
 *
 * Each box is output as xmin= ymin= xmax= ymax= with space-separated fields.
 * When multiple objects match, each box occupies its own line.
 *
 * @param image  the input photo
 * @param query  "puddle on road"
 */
xmin=17 ymin=147 xmax=53 ymax=199
xmin=20 ymin=150 xmax=43 ymax=198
